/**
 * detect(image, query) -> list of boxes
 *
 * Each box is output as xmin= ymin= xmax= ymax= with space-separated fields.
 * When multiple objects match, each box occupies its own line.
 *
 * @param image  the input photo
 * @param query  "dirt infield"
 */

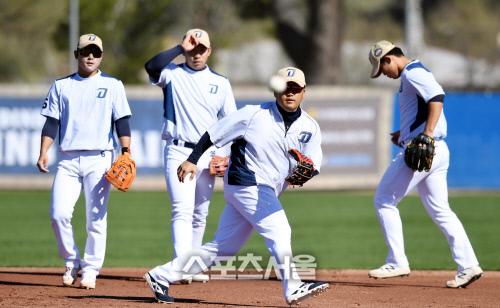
xmin=1 ymin=268 xmax=499 ymax=307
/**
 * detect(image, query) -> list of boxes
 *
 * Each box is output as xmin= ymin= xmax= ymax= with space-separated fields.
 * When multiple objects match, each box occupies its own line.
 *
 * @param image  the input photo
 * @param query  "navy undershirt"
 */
xmin=275 ymin=101 xmax=301 ymax=132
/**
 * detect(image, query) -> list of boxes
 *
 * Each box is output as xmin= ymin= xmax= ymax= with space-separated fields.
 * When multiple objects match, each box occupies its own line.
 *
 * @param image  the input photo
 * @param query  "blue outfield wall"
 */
xmin=0 ymin=91 xmax=498 ymax=189
xmin=392 ymin=92 xmax=500 ymax=189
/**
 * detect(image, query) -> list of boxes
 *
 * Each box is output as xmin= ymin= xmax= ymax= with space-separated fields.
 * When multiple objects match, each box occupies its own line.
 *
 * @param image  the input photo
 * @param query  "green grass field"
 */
xmin=0 ymin=190 xmax=498 ymax=270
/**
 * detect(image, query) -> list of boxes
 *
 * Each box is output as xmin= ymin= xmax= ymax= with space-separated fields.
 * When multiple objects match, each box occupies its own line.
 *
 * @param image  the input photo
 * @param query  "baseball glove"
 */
xmin=285 ymin=148 xmax=319 ymax=186
xmin=404 ymin=133 xmax=435 ymax=172
xmin=209 ymin=155 xmax=229 ymax=177
xmin=105 ymin=152 xmax=136 ymax=192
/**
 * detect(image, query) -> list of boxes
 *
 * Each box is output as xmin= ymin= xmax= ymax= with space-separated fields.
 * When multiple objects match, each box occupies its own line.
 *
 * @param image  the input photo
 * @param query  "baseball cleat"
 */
xmin=368 ymin=264 xmax=410 ymax=279
xmin=144 ymin=272 xmax=174 ymax=303
xmin=79 ymin=277 xmax=96 ymax=289
xmin=286 ymin=281 xmax=329 ymax=305
xmin=446 ymin=266 xmax=483 ymax=288
xmin=62 ymin=266 xmax=79 ymax=286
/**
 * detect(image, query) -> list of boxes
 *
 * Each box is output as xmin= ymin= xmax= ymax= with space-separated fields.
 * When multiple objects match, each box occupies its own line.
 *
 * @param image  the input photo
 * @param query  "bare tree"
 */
xmin=272 ymin=0 xmax=344 ymax=84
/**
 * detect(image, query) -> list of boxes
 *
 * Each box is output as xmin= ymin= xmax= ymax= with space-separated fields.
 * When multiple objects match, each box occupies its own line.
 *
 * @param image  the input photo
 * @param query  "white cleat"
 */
xmin=446 ymin=266 xmax=483 ymax=288
xmin=62 ymin=266 xmax=79 ymax=286
xmin=368 ymin=264 xmax=411 ymax=279
xmin=286 ymin=281 xmax=329 ymax=305
xmin=80 ymin=277 xmax=96 ymax=289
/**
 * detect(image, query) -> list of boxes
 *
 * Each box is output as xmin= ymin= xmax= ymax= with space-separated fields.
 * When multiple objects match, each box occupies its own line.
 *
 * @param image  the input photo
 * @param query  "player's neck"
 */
xmin=78 ymin=69 xmax=99 ymax=78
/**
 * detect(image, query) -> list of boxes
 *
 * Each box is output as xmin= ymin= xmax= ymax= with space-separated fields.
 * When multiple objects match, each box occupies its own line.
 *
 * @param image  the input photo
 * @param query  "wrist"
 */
xmin=422 ymin=130 xmax=433 ymax=137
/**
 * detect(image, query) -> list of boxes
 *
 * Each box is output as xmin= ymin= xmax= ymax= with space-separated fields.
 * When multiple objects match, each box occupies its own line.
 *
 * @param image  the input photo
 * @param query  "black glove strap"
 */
xmin=121 ymin=147 xmax=130 ymax=154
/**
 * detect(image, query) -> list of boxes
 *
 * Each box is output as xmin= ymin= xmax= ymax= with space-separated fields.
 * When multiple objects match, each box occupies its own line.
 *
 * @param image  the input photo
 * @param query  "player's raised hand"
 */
xmin=181 ymin=34 xmax=198 ymax=52
xmin=177 ymin=161 xmax=197 ymax=182
xmin=37 ymin=153 xmax=50 ymax=173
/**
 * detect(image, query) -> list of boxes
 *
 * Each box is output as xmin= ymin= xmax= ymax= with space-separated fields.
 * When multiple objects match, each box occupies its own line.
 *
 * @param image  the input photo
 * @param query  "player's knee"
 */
xmin=275 ymin=225 xmax=292 ymax=243
xmin=374 ymin=190 xmax=395 ymax=210
xmin=171 ymin=206 xmax=194 ymax=220
xmin=50 ymin=211 xmax=72 ymax=223
xmin=192 ymin=218 xmax=206 ymax=229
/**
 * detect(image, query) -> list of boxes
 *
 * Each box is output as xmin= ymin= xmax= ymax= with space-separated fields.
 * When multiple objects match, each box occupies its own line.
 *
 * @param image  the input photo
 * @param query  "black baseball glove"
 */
xmin=286 ymin=149 xmax=319 ymax=186
xmin=404 ymin=133 xmax=435 ymax=172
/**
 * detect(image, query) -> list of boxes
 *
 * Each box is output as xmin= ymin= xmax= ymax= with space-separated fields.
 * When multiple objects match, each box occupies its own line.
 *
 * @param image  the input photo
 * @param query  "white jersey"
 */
xmin=208 ymin=102 xmax=322 ymax=194
xmin=41 ymin=71 xmax=131 ymax=151
xmin=153 ymin=63 xmax=236 ymax=143
xmin=398 ymin=60 xmax=446 ymax=144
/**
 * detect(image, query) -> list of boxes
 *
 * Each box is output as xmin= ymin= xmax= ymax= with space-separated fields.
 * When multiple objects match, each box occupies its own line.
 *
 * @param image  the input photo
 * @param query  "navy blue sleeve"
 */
xmin=41 ymin=116 xmax=59 ymax=139
xmin=428 ymin=94 xmax=445 ymax=104
xmin=144 ymin=45 xmax=183 ymax=82
xmin=115 ymin=116 xmax=131 ymax=137
xmin=187 ymin=132 xmax=214 ymax=165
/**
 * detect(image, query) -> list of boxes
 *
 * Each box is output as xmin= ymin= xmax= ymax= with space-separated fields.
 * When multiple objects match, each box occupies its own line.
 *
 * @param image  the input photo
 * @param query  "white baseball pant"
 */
xmin=374 ymin=140 xmax=479 ymax=270
xmin=150 ymin=183 xmax=302 ymax=299
xmin=164 ymin=143 xmax=215 ymax=258
xmin=50 ymin=150 xmax=113 ymax=279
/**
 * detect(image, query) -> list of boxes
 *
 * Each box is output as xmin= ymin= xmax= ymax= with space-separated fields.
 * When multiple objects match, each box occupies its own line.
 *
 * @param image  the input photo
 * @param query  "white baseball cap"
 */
xmin=368 ymin=40 xmax=396 ymax=78
xmin=184 ymin=28 xmax=211 ymax=48
xmin=277 ymin=67 xmax=306 ymax=87
xmin=77 ymin=34 xmax=103 ymax=51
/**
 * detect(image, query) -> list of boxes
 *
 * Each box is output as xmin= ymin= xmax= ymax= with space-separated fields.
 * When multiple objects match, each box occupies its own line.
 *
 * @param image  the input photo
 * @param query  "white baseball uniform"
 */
xmin=374 ymin=60 xmax=479 ymax=270
xmin=41 ymin=71 xmax=131 ymax=280
xmin=152 ymin=63 xmax=236 ymax=258
xmin=149 ymin=101 xmax=322 ymax=299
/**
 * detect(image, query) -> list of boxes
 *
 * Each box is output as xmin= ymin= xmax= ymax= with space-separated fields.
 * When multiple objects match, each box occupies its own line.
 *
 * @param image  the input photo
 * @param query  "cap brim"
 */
xmin=370 ymin=60 xmax=381 ymax=78
xmin=78 ymin=43 xmax=103 ymax=51
xmin=286 ymin=81 xmax=305 ymax=87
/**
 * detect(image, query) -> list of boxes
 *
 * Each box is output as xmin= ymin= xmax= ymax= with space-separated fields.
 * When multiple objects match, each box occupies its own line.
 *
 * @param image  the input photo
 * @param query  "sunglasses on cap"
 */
xmin=77 ymin=46 xmax=102 ymax=58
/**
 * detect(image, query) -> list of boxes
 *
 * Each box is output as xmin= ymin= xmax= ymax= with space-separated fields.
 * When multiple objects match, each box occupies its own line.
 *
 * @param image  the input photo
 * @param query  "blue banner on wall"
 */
xmin=392 ymin=92 xmax=500 ymax=189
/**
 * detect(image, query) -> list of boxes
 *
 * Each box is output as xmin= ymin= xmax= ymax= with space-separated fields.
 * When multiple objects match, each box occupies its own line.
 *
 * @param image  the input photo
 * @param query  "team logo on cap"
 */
xmin=287 ymin=69 xmax=296 ymax=77
xmin=194 ymin=31 xmax=202 ymax=38
xmin=374 ymin=47 xmax=383 ymax=57
xmin=88 ymin=34 xmax=96 ymax=41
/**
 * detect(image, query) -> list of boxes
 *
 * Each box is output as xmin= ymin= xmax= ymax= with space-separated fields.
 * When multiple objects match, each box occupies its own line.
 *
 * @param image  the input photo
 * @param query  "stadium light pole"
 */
xmin=69 ymin=0 xmax=79 ymax=73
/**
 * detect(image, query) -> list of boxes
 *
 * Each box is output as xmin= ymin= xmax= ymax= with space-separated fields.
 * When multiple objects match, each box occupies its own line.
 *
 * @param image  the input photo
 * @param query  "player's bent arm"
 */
xmin=423 ymin=100 xmax=443 ymax=137
xmin=177 ymin=132 xmax=214 ymax=182
xmin=144 ymin=45 xmax=183 ymax=82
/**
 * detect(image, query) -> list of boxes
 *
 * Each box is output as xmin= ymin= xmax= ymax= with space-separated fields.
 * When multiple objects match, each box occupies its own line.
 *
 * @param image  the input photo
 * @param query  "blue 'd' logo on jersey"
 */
xmin=209 ymin=84 xmax=218 ymax=94
xmin=97 ymin=88 xmax=108 ymax=98
xmin=298 ymin=131 xmax=312 ymax=143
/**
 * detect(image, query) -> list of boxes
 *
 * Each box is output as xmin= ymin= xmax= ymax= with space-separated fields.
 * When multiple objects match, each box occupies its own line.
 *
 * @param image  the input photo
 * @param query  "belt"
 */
xmin=401 ymin=136 xmax=445 ymax=147
xmin=173 ymin=139 xmax=196 ymax=149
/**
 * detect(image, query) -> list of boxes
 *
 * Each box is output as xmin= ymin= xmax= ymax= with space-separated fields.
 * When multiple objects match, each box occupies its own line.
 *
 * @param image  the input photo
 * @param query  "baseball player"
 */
xmin=144 ymin=67 xmax=329 ymax=305
xmin=36 ymin=34 xmax=132 ymax=289
xmin=367 ymin=40 xmax=482 ymax=288
xmin=144 ymin=28 xmax=236 ymax=283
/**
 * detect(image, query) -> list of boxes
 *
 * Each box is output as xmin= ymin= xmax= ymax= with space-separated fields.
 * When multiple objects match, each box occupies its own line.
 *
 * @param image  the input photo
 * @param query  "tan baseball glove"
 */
xmin=105 ymin=152 xmax=136 ymax=192
xmin=209 ymin=155 xmax=229 ymax=177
